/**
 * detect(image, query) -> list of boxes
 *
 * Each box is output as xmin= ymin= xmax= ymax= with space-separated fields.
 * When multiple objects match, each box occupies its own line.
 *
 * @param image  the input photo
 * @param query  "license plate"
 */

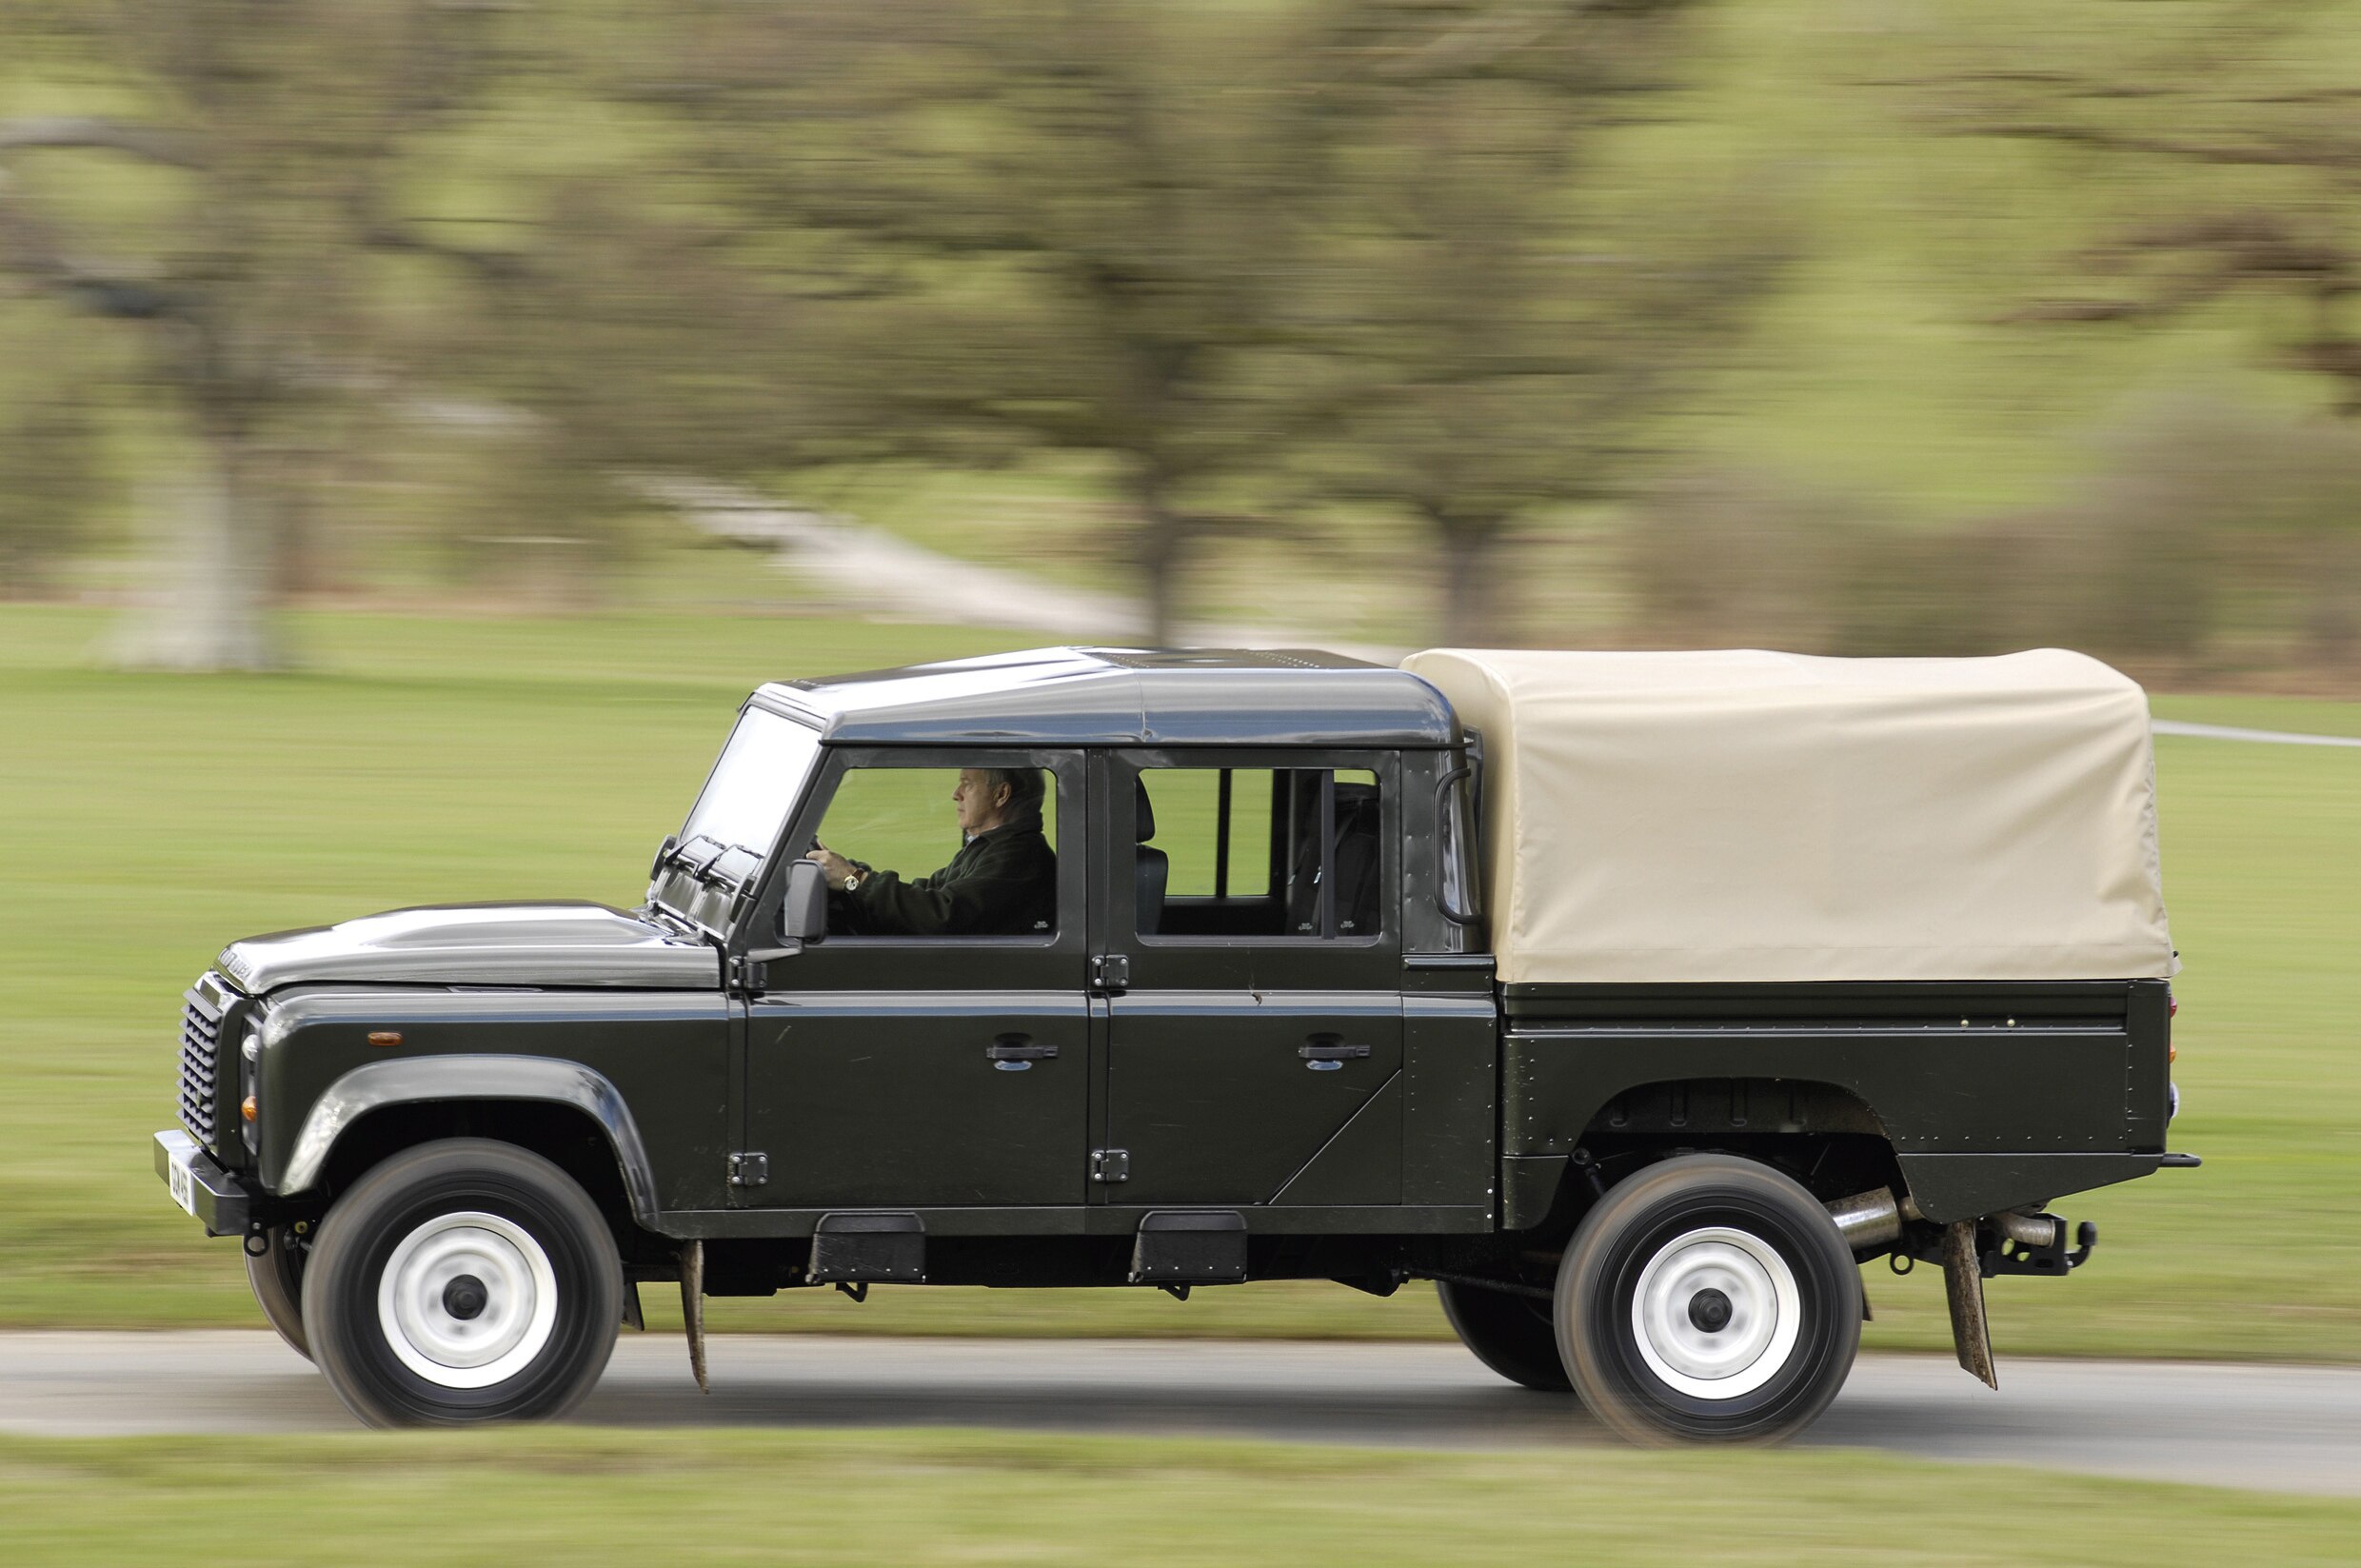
xmin=167 ymin=1148 xmax=199 ymax=1217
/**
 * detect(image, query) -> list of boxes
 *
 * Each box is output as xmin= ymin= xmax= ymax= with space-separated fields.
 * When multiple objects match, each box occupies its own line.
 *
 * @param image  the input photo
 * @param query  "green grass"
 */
xmin=3 ymin=1427 xmax=2356 ymax=1566
xmin=1 ymin=604 xmax=2356 ymax=1361
xmin=2153 ymin=694 xmax=2361 ymax=742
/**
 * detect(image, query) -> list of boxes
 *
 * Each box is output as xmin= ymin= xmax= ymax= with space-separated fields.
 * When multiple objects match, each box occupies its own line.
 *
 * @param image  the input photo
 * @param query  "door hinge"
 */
xmin=727 ymin=954 xmax=764 ymax=990
xmin=727 ymin=1152 xmax=769 ymax=1187
xmin=1091 ymin=1148 xmax=1130 ymax=1183
xmin=1092 ymin=953 xmax=1130 ymax=992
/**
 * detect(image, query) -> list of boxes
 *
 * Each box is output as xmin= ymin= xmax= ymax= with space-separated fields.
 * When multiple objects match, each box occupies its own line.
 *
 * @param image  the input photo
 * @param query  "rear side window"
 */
xmin=1135 ymin=766 xmax=1381 ymax=940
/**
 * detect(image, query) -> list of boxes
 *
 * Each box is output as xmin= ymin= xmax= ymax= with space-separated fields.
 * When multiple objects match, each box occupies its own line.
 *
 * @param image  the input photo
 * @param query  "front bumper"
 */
xmin=153 ymin=1130 xmax=257 ymax=1239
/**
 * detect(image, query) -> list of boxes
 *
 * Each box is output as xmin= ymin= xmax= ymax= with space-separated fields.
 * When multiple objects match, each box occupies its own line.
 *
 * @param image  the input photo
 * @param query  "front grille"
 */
xmin=178 ymin=981 xmax=226 ymax=1148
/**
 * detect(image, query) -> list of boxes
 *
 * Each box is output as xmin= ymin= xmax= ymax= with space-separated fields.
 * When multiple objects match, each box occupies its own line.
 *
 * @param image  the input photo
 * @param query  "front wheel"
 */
xmin=1557 ymin=1153 xmax=1860 ymax=1445
xmin=303 ymin=1139 xmax=622 ymax=1427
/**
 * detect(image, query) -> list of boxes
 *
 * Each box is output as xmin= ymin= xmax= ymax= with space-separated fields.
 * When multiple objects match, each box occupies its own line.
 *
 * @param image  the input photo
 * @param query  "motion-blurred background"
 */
xmin=2 ymin=2 xmax=2359 ymax=1558
xmin=8 ymin=0 xmax=2361 ymax=669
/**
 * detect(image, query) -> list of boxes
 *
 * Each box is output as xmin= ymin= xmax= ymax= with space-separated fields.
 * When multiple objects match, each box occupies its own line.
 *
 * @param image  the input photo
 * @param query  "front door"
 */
xmin=744 ymin=747 xmax=1089 ymax=1210
xmin=1096 ymin=751 xmax=1405 ymax=1211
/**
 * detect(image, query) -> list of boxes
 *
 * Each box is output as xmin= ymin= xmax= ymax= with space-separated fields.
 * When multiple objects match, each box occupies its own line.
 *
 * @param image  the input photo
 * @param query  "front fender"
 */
xmin=280 ymin=1054 xmax=662 ymax=1227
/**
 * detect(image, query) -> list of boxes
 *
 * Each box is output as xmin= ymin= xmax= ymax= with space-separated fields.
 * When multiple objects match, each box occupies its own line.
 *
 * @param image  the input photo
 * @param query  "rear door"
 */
xmin=1094 ymin=750 xmax=1405 ymax=1211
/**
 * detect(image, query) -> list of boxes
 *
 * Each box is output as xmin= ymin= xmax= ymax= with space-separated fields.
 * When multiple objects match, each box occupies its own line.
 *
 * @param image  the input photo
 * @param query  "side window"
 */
xmin=1136 ymin=765 xmax=1381 ymax=941
xmin=811 ymin=764 xmax=1059 ymax=938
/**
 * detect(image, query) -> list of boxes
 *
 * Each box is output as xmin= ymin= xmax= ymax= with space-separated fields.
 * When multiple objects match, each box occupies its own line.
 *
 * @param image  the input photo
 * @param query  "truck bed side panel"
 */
xmin=1500 ymin=980 xmax=2172 ymax=1221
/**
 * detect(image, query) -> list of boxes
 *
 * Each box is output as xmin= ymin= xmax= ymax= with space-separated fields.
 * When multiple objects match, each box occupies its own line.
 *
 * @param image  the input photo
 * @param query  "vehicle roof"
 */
xmin=748 ymin=646 xmax=1458 ymax=747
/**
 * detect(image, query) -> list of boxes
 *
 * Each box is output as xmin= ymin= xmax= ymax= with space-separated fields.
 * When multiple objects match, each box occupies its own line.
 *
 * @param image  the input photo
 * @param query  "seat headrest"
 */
xmin=1134 ymin=776 xmax=1157 ymax=844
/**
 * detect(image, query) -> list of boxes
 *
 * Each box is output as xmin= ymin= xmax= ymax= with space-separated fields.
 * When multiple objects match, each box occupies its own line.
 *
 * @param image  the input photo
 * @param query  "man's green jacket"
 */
xmin=836 ymin=811 xmax=1057 ymax=937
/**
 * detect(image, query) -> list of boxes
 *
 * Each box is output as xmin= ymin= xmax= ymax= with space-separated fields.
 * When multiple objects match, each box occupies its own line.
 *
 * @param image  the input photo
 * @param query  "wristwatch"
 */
xmin=841 ymin=869 xmax=862 ymax=892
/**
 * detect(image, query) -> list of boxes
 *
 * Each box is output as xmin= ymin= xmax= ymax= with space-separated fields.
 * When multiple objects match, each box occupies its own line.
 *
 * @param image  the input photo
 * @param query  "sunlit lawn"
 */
xmin=0 ymin=605 xmax=2355 ymax=1363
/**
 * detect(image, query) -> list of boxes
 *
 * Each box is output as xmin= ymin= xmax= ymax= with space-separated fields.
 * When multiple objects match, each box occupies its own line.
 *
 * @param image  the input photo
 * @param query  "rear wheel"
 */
xmin=304 ymin=1139 xmax=622 ymax=1428
xmin=1436 ymin=1280 xmax=1574 ymax=1392
xmin=245 ymin=1225 xmax=311 ymax=1361
xmin=1557 ymin=1153 xmax=1860 ymax=1445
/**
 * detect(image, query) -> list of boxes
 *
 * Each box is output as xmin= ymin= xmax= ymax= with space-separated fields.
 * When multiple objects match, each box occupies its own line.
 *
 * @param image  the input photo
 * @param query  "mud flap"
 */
xmin=681 ymin=1238 xmax=708 ymax=1394
xmin=1942 ymin=1219 xmax=1996 ymax=1389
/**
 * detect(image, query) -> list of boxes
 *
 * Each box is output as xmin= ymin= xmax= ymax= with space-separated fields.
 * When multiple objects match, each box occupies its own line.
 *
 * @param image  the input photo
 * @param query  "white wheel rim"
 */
xmin=1628 ymin=1225 xmax=1802 ymax=1400
xmin=376 ymin=1210 xmax=559 ymax=1390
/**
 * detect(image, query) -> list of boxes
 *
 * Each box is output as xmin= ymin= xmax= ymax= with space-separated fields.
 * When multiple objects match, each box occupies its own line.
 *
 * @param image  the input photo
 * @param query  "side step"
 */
xmin=808 ymin=1211 xmax=926 ymax=1283
xmin=1130 ymin=1210 xmax=1248 ymax=1284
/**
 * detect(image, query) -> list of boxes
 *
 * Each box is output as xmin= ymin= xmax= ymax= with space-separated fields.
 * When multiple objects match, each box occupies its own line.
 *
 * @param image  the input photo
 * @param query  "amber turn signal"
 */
xmin=367 ymin=1031 xmax=403 ymax=1047
xmin=240 ymin=1095 xmax=257 ymax=1123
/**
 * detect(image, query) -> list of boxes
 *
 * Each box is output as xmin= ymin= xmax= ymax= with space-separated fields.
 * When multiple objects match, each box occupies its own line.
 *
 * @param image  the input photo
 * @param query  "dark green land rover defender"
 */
xmin=155 ymin=646 xmax=2193 ymax=1440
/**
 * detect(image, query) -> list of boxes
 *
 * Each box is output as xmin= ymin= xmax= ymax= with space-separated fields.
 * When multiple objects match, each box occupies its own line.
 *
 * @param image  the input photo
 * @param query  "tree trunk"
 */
xmin=109 ymin=432 xmax=285 ymax=671
xmin=1437 ymin=512 xmax=1504 ymax=647
xmin=1131 ymin=469 xmax=1186 ymax=646
xmin=268 ymin=447 xmax=334 ymax=601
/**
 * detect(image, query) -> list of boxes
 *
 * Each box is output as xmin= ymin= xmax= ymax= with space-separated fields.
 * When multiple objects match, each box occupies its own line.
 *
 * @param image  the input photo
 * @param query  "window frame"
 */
xmin=747 ymin=744 xmax=1086 ymax=955
xmin=1121 ymin=748 xmax=1398 ymax=951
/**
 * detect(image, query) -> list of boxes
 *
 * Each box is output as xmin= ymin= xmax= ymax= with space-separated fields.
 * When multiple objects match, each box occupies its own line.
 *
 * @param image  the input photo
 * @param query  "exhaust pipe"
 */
xmin=1991 ymin=1208 xmax=2062 ymax=1250
xmin=1826 ymin=1188 xmax=1904 ymax=1252
xmin=1826 ymin=1190 xmax=2056 ymax=1254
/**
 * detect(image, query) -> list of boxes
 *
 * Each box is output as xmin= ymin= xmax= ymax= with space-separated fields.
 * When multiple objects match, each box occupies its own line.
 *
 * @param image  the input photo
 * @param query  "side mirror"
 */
xmin=778 ymin=857 xmax=828 ymax=944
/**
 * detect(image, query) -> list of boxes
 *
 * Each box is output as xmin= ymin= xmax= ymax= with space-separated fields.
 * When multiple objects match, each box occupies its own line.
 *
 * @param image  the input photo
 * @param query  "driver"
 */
xmin=805 ymin=767 xmax=1056 ymax=937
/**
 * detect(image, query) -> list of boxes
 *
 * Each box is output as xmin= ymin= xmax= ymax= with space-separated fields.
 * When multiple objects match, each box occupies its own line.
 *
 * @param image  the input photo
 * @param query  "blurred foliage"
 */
xmin=3 ymin=1 xmax=2361 ymax=667
xmin=1296 ymin=0 xmax=1792 ymax=644
xmin=1632 ymin=396 xmax=2361 ymax=674
xmin=0 ymin=309 xmax=108 ymax=596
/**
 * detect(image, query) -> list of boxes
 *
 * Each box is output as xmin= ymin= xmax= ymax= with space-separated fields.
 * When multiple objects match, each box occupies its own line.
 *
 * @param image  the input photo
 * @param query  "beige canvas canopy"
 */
xmin=1400 ymin=648 xmax=2174 ymax=985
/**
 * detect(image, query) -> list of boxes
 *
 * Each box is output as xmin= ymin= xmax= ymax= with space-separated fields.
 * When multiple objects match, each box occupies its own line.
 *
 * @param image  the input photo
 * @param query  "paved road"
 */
xmin=6 ymin=1332 xmax=2357 ymax=1497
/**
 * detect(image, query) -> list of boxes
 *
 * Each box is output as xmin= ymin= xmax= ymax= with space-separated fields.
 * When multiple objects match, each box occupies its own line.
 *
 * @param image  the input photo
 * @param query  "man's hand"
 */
xmin=806 ymin=845 xmax=859 ymax=887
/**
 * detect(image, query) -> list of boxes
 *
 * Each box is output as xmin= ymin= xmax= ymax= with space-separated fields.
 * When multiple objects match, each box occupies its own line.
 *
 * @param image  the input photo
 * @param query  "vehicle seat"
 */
xmin=1284 ymin=778 xmax=1382 ymax=936
xmin=1135 ymin=777 xmax=1170 ymax=935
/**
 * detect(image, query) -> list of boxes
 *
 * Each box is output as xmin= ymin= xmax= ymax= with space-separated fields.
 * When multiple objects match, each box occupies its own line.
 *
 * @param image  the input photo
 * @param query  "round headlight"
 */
xmin=242 ymin=1028 xmax=262 ymax=1063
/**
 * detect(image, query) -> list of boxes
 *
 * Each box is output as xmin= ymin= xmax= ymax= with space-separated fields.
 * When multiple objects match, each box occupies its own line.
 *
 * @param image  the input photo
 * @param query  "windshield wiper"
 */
xmin=651 ymin=832 xmax=714 ymax=883
xmin=684 ymin=837 xmax=767 ymax=897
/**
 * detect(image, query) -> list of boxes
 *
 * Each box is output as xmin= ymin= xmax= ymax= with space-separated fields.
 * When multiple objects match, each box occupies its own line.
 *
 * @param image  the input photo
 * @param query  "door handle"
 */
xmin=986 ymin=1035 xmax=1060 ymax=1071
xmin=1300 ymin=1036 xmax=1372 ymax=1071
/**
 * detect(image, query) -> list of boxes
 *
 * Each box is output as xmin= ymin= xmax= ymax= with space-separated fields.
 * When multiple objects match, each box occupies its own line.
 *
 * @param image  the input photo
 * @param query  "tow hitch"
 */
xmin=1870 ymin=1207 xmax=2096 ymax=1392
xmin=1980 ymin=1214 xmax=2097 ymax=1278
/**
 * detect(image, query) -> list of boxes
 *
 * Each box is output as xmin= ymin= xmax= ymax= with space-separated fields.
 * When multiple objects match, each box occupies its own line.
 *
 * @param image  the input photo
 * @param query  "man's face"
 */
xmin=953 ymin=768 xmax=1011 ymax=835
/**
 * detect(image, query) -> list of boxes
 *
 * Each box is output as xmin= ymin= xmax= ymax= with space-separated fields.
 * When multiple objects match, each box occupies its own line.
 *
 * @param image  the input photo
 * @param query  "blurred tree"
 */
xmin=1936 ymin=8 xmax=2361 ymax=415
xmin=1908 ymin=8 xmax=2361 ymax=669
xmin=0 ymin=0 xmax=527 ymax=667
xmin=1301 ymin=0 xmax=1785 ymax=645
xmin=665 ymin=0 xmax=1342 ymax=643
xmin=0 ymin=3 xmax=825 ymax=658
xmin=0 ymin=391 xmax=105 ymax=600
xmin=405 ymin=175 xmax=814 ymax=608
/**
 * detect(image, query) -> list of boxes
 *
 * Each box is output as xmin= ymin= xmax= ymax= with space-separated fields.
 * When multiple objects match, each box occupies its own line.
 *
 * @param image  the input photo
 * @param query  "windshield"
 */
xmin=676 ymin=707 xmax=821 ymax=871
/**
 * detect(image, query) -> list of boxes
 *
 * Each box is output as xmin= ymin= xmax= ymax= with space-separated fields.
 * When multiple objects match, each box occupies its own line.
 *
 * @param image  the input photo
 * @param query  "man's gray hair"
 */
xmin=977 ymin=766 xmax=1046 ymax=814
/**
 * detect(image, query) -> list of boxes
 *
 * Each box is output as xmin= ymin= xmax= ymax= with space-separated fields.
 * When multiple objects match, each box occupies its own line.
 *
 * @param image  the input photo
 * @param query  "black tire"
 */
xmin=1436 ymin=1280 xmax=1575 ymax=1393
xmin=1556 ymin=1153 xmax=1860 ymax=1445
xmin=245 ymin=1225 xmax=312 ymax=1362
xmin=303 ymin=1138 xmax=622 ymax=1428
